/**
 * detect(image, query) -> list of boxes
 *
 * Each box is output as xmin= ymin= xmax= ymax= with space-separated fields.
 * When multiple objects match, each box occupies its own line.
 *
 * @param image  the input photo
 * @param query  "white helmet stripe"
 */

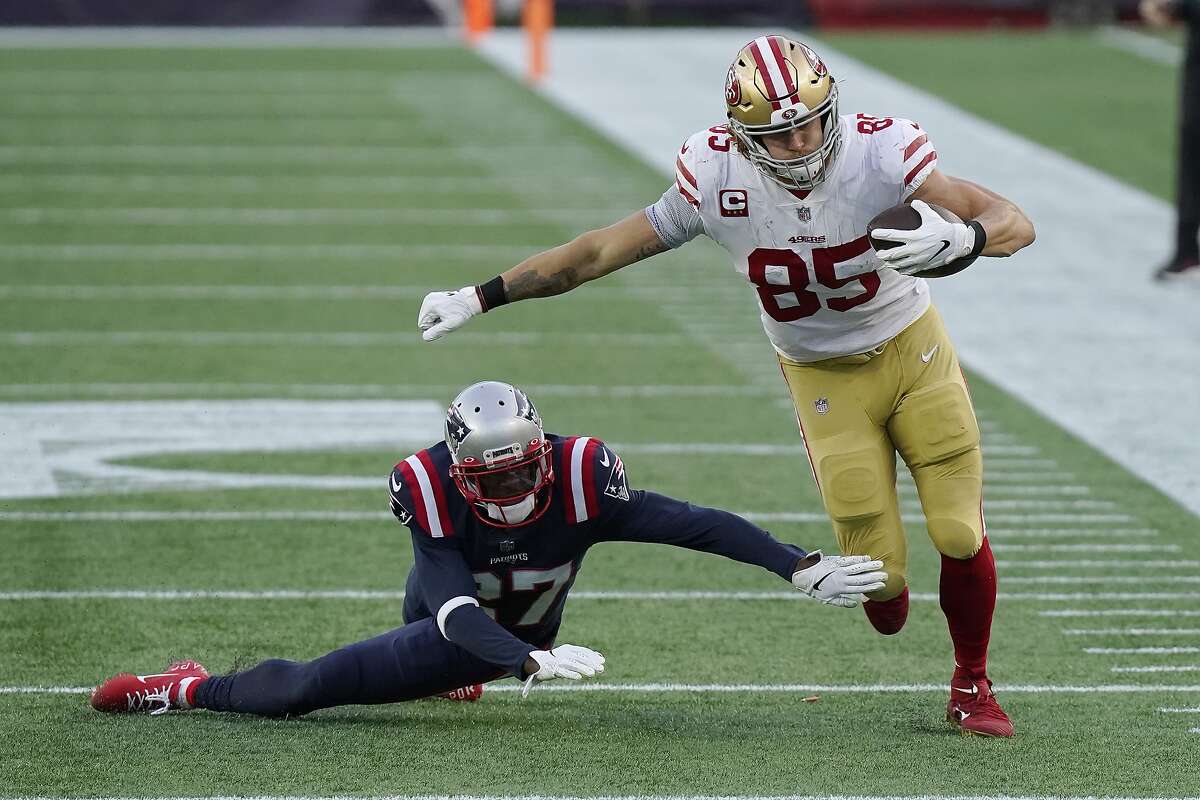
xmin=404 ymin=453 xmax=444 ymax=538
xmin=750 ymin=36 xmax=795 ymax=107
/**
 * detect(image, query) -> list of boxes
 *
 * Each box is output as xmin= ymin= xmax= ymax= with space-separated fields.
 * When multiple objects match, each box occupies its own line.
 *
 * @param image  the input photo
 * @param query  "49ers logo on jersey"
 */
xmin=719 ymin=189 xmax=749 ymax=218
xmin=725 ymin=66 xmax=741 ymax=106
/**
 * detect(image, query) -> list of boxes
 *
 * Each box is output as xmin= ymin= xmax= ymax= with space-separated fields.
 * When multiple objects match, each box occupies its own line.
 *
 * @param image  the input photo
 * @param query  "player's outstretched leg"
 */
xmin=90 ymin=619 xmax=504 ymax=717
xmin=91 ymin=659 xmax=209 ymax=714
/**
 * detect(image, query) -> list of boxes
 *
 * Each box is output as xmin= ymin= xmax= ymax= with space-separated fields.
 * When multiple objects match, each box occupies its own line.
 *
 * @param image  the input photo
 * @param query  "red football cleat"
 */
xmin=946 ymin=677 xmax=1014 ymax=737
xmin=863 ymin=586 xmax=908 ymax=635
xmin=90 ymin=659 xmax=209 ymax=715
xmin=437 ymin=684 xmax=484 ymax=702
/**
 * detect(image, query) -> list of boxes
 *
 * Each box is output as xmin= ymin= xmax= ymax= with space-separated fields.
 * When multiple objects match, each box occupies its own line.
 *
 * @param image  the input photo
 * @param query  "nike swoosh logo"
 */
xmin=933 ymin=239 xmax=951 ymax=260
xmin=957 ymin=710 xmax=972 ymax=721
xmin=599 ymin=451 xmax=610 ymax=467
xmin=952 ymin=685 xmax=978 ymax=695
xmin=135 ymin=673 xmax=177 ymax=683
xmin=391 ymin=475 xmax=403 ymax=493
xmin=921 ymin=345 xmax=939 ymax=363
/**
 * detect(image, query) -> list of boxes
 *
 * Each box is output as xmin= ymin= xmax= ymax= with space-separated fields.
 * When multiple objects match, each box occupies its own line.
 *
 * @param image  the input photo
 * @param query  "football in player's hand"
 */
xmin=867 ymin=202 xmax=978 ymax=278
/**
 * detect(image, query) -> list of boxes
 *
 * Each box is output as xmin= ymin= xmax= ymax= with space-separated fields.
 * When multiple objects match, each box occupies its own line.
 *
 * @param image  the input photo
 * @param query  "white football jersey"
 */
xmin=645 ymin=113 xmax=940 ymax=363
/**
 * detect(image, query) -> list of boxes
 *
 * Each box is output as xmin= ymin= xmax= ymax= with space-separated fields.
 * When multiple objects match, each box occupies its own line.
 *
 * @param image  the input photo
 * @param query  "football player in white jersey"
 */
xmin=417 ymin=35 xmax=1035 ymax=737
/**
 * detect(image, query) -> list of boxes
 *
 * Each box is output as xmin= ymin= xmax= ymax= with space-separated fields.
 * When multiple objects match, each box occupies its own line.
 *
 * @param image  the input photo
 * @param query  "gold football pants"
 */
xmin=779 ymin=305 xmax=984 ymax=601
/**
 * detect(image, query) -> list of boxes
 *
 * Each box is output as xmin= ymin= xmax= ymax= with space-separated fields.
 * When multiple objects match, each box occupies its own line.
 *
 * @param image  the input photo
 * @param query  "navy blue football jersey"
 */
xmin=389 ymin=433 xmax=805 ymax=678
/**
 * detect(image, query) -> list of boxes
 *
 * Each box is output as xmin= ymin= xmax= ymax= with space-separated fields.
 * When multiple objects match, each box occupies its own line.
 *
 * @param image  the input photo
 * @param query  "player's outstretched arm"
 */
xmin=520 ymin=644 xmax=606 ymax=698
xmin=417 ymin=211 xmax=669 ymax=341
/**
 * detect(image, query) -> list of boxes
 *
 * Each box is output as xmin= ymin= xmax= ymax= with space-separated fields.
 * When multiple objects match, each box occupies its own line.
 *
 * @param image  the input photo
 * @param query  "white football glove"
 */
xmin=417 ymin=286 xmax=482 ymax=342
xmin=521 ymin=644 xmax=606 ymax=698
xmin=791 ymin=552 xmax=888 ymax=608
xmin=872 ymin=199 xmax=977 ymax=275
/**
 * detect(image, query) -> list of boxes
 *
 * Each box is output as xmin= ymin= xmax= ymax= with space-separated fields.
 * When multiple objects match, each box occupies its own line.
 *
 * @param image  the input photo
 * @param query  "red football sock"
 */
xmin=939 ymin=537 xmax=996 ymax=682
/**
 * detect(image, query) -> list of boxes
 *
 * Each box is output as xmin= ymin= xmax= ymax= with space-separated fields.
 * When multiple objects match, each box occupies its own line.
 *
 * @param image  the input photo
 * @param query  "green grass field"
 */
xmin=1 ymin=32 xmax=1198 ymax=797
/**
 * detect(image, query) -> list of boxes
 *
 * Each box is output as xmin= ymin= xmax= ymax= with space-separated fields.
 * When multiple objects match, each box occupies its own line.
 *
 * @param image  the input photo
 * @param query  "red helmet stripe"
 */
xmin=416 ymin=449 xmax=454 ymax=537
xmin=766 ymin=36 xmax=797 ymax=96
xmin=396 ymin=458 xmax=434 ymax=536
xmin=747 ymin=38 xmax=783 ymax=111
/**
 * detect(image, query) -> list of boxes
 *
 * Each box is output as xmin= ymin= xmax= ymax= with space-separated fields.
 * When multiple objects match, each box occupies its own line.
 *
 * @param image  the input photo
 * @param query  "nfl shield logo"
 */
xmin=499 ymin=539 xmax=515 ymax=554
xmin=797 ymin=207 xmax=811 ymax=223
xmin=814 ymin=397 xmax=829 ymax=415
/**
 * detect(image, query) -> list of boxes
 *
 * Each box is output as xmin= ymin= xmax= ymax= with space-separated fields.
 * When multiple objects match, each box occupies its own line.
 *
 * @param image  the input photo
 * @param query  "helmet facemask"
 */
xmin=728 ymin=81 xmax=842 ymax=192
xmin=450 ymin=439 xmax=554 ymax=528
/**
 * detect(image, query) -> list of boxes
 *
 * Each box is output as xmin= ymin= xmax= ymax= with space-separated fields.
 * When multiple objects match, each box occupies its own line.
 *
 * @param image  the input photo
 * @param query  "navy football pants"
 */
xmin=193 ymin=618 xmax=507 ymax=717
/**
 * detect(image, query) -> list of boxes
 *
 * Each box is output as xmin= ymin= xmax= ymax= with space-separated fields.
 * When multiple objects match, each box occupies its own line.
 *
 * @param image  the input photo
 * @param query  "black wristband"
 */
xmin=475 ymin=275 xmax=508 ymax=313
xmin=967 ymin=220 xmax=987 ymax=258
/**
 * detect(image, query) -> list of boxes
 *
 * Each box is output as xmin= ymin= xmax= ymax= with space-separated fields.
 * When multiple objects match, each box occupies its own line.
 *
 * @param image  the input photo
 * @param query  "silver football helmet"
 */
xmin=445 ymin=381 xmax=554 ymax=527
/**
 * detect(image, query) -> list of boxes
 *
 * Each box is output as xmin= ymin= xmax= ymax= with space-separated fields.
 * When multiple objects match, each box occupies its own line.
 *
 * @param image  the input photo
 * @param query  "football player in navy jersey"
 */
xmin=90 ymin=381 xmax=886 ymax=717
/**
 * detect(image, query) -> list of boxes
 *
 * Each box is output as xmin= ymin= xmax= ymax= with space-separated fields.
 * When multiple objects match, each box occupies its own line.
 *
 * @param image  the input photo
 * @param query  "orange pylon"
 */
xmin=464 ymin=0 xmax=494 ymax=43
xmin=523 ymin=0 xmax=553 ymax=82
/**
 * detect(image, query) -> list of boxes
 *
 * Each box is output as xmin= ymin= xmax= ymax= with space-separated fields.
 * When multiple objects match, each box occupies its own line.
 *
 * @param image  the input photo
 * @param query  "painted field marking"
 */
xmin=6 ymin=684 xmax=1200 ymax=699
xmin=991 ymin=543 xmax=1174 ymax=552
xmin=1068 ymin=630 xmax=1200 ymax=636
xmin=0 ymin=383 xmax=782 ymax=399
xmin=0 ymin=207 xmax=621 ymax=226
xmin=1087 ymin=647 xmax=1200 ymax=655
xmin=0 ymin=510 xmax=1142 ymax=526
xmin=1007 ymin=577 xmax=1200 ymax=585
xmin=1160 ymin=706 xmax=1200 ymax=712
xmin=0 ymin=173 xmax=647 ymax=193
xmin=0 ymin=26 xmax=456 ymax=47
xmin=1112 ymin=665 xmax=1200 ymax=673
xmin=1 ymin=589 xmax=1198 ymax=603
xmin=0 ymin=331 xmax=696 ymax=348
xmin=0 ymin=144 xmax=597 ymax=163
xmin=1044 ymin=610 xmax=1200 ymax=618
xmin=0 ymin=244 xmax=551 ymax=261
xmin=0 ymin=284 xmax=729 ymax=302
xmin=1096 ymin=25 xmax=1184 ymax=66
xmin=997 ymin=560 xmax=1190 ymax=569
xmin=988 ymin=529 xmax=1158 ymax=538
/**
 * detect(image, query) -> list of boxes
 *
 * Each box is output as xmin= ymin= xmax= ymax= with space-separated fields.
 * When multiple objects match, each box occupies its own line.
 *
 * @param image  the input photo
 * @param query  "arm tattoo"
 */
xmin=505 ymin=266 xmax=582 ymax=301
xmin=632 ymin=238 xmax=670 ymax=262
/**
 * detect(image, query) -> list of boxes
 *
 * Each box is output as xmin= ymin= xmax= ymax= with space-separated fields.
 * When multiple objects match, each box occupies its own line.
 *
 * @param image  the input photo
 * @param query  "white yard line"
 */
xmin=0 ymin=144 xmax=595 ymax=164
xmin=1161 ymin=706 xmax=1200 ymax=712
xmin=1096 ymin=25 xmax=1184 ymax=66
xmin=2 ymin=796 xmax=1190 ymax=800
xmin=0 ymin=331 xmax=695 ymax=348
xmin=0 ymin=174 xmax=647 ymax=193
xmin=1044 ymin=610 xmax=1200 ymax=618
xmin=0 ymin=383 xmax=780 ymax=399
xmin=0 ymin=208 xmax=620 ymax=226
xmin=6 ymin=684 xmax=1200 ymax=700
xmin=1087 ymin=647 xmax=1200 ymax=654
xmin=1 ymin=589 xmax=1197 ymax=602
xmin=0 ymin=509 xmax=1140 ymax=525
xmin=1112 ymin=665 xmax=1200 ymax=673
xmin=0 ymin=244 xmax=549 ymax=261
xmin=0 ymin=26 xmax=455 ymax=47
xmin=1068 ymin=630 xmax=1200 ymax=636
xmin=990 ymin=543 xmax=1171 ymax=552
xmin=1007 ymin=577 xmax=1200 ymax=585
xmin=988 ymin=529 xmax=1159 ymax=539
xmin=997 ymin=560 xmax=1189 ymax=569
